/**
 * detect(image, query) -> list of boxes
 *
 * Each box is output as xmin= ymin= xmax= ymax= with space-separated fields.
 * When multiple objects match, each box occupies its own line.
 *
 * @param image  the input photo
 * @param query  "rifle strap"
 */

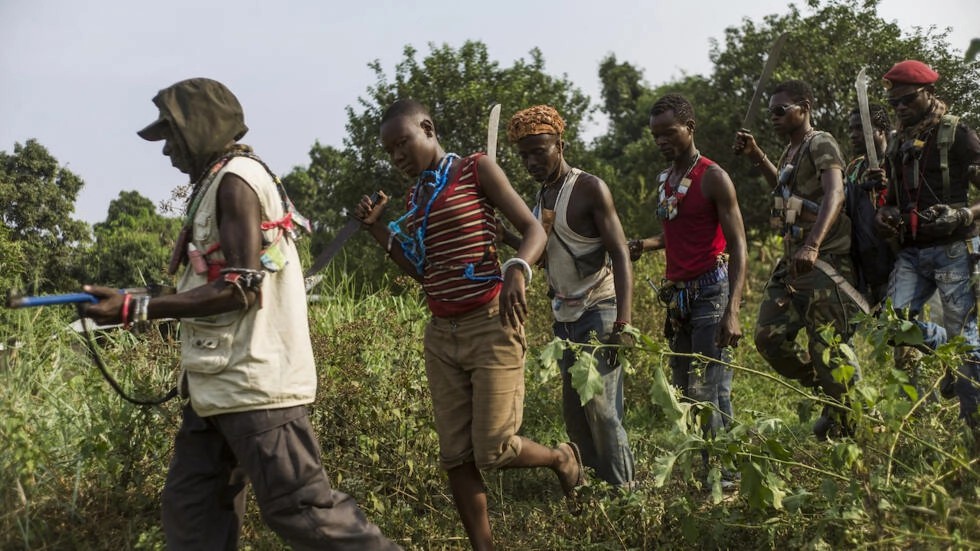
xmin=938 ymin=114 xmax=960 ymax=202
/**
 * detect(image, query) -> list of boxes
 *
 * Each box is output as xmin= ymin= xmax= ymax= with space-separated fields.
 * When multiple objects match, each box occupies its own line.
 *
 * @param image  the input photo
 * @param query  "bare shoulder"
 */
xmin=701 ymin=163 xmax=736 ymax=200
xmin=572 ymin=170 xmax=610 ymax=199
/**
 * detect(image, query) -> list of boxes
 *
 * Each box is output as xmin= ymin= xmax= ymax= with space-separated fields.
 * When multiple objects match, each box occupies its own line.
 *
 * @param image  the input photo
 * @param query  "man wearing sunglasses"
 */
xmin=873 ymin=60 xmax=980 ymax=451
xmin=733 ymin=80 xmax=861 ymax=440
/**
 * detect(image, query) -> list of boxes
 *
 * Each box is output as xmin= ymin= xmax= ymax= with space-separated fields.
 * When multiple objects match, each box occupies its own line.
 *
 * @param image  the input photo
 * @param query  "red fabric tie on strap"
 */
xmin=261 ymin=212 xmax=294 ymax=232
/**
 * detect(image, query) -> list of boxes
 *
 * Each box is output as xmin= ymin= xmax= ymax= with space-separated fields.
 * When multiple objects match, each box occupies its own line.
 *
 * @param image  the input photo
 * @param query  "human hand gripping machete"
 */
xmin=735 ymin=32 xmax=790 ymax=146
xmin=304 ymin=192 xmax=380 ymax=292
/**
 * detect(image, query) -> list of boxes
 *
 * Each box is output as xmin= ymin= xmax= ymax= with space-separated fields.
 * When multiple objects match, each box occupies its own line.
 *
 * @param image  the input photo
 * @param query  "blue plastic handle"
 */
xmin=8 ymin=293 xmax=99 ymax=308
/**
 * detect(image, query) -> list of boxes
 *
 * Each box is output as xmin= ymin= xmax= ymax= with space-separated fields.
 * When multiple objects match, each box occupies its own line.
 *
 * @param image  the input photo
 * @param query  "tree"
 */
xmin=88 ymin=191 xmax=181 ymax=287
xmin=594 ymin=0 xmax=980 ymax=234
xmin=0 ymin=139 xmax=90 ymax=292
xmin=283 ymin=41 xmax=592 ymax=287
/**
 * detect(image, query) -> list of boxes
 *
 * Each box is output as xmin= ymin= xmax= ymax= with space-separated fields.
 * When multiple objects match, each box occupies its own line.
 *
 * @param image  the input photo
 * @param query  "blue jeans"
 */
xmin=669 ymin=278 xmax=734 ymax=432
xmin=889 ymin=240 xmax=980 ymax=423
xmin=554 ymin=300 xmax=635 ymax=487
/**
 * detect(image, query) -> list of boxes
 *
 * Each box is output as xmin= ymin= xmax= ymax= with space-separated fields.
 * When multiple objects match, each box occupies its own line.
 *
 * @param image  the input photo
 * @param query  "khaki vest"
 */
xmin=178 ymin=156 xmax=316 ymax=417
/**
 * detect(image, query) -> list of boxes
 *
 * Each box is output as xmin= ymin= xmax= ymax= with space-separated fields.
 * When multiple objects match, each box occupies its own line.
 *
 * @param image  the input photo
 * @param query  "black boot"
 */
xmin=939 ymin=369 xmax=957 ymax=400
xmin=813 ymin=405 xmax=855 ymax=441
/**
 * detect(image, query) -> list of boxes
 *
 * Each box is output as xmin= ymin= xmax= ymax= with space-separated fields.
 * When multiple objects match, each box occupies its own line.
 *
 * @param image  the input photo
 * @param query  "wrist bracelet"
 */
xmin=753 ymin=155 xmax=769 ymax=167
xmin=386 ymin=231 xmax=396 ymax=253
xmin=133 ymin=295 xmax=151 ymax=333
xmin=120 ymin=293 xmax=132 ymax=330
xmin=501 ymin=257 xmax=532 ymax=285
xmin=802 ymin=243 xmax=819 ymax=254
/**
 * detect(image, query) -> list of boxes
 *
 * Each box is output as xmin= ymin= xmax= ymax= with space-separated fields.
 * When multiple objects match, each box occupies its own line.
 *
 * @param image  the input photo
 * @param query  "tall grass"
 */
xmin=2 ymin=251 xmax=979 ymax=550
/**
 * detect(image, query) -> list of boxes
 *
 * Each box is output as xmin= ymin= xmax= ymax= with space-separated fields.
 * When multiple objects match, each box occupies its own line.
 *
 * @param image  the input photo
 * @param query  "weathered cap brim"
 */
xmin=137 ymin=117 xmax=168 ymax=141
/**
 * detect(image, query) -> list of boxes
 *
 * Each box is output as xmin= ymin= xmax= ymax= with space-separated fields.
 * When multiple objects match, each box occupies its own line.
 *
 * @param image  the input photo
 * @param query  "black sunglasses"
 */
xmin=768 ymin=103 xmax=801 ymax=117
xmin=888 ymin=88 xmax=924 ymax=107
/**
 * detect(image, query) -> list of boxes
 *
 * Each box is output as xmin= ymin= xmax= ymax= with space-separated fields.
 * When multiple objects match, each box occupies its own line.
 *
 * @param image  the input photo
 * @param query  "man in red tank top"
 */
xmin=356 ymin=99 xmax=586 ymax=550
xmin=629 ymin=94 xmax=747 ymax=488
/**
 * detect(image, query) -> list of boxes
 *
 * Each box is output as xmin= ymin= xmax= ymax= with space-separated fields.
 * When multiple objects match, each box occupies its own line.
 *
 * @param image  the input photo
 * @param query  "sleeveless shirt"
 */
xmin=407 ymin=153 xmax=502 ymax=317
xmin=663 ymin=156 xmax=727 ymax=281
xmin=539 ymin=168 xmax=615 ymax=322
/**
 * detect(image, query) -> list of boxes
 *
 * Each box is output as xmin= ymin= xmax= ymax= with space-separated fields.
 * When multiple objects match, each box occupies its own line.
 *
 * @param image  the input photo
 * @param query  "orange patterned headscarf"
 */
xmin=507 ymin=105 xmax=565 ymax=143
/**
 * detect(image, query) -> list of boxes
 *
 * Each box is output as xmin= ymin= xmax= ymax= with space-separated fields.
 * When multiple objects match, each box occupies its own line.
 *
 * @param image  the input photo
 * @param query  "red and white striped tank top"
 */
xmin=404 ymin=153 xmax=501 ymax=317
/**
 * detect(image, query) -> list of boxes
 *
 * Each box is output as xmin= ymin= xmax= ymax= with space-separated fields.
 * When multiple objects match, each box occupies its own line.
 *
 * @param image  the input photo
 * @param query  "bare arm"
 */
xmin=84 ymin=173 xmax=266 ymax=322
xmin=478 ymin=155 xmax=546 ymax=328
xmin=584 ymin=177 xmax=632 ymax=325
xmin=627 ymin=233 xmax=665 ymax=260
xmin=357 ymin=191 xmax=424 ymax=283
xmin=702 ymin=165 xmax=746 ymax=348
xmin=793 ymin=168 xmax=844 ymax=275
xmin=733 ymin=130 xmax=778 ymax=188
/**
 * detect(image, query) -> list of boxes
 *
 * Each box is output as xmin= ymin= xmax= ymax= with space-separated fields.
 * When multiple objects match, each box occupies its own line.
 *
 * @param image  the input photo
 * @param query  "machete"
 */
xmin=304 ymin=192 xmax=379 ymax=291
xmin=487 ymin=103 xmax=501 ymax=163
xmin=740 ymin=32 xmax=790 ymax=132
xmin=854 ymin=67 xmax=879 ymax=169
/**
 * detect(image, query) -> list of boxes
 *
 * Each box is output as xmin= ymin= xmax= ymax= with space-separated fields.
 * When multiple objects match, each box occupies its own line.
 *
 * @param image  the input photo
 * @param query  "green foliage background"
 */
xmin=2 ymin=0 xmax=980 ymax=548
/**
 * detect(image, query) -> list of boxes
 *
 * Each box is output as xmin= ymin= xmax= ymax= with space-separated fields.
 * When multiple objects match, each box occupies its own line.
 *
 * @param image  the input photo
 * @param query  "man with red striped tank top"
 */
xmin=355 ymin=99 xmax=585 ymax=551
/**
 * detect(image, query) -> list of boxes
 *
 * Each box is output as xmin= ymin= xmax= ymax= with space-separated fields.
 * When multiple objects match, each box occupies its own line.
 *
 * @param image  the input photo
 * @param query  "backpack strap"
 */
xmin=938 ymin=114 xmax=960 ymax=201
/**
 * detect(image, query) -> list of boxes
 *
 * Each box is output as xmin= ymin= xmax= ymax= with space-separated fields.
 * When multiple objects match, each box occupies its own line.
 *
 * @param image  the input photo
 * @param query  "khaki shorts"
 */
xmin=424 ymin=297 xmax=527 ymax=470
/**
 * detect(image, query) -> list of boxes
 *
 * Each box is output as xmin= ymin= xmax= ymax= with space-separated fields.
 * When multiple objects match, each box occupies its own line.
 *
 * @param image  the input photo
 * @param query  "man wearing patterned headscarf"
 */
xmin=874 ymin=60 xmax=980 ymax=453
xmin=506 ymin=104 xmax=637 ymax=491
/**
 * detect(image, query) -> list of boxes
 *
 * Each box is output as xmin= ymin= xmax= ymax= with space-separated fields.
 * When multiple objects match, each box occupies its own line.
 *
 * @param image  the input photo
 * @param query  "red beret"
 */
xmin=883 ymin=60 xmax=939 ymax=88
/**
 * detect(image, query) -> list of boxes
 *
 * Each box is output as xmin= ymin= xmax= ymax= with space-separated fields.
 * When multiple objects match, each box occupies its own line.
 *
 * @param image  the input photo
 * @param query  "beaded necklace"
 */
xmin=657 ymin=151 xmax=701 ymax=220
xmin=387 ymin=153 xmax=460 ymax=275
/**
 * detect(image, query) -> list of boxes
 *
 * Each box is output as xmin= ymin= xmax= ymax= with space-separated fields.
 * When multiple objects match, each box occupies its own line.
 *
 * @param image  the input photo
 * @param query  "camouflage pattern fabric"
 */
xmin=754 ymin=255 xmax=862 ymax=399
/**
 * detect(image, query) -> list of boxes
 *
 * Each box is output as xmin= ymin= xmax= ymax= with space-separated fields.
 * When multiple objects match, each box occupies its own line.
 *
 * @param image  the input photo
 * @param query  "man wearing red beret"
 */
xmin=874 ymin=59 xmax=980 ymax=453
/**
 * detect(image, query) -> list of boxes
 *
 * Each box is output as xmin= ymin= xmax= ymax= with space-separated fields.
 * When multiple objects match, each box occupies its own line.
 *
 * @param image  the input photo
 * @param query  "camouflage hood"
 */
xmin=137 ymin=78 xmax=248 ymax=170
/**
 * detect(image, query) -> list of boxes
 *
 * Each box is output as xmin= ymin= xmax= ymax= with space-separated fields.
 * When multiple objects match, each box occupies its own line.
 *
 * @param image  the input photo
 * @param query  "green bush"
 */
xmin=1 ymin=259 xmax=978 ymax=549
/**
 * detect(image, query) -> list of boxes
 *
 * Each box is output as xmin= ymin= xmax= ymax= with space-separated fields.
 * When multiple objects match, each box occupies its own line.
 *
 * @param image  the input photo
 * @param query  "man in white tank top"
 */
xmin=506 ymin=105 xmax=636 ymax=490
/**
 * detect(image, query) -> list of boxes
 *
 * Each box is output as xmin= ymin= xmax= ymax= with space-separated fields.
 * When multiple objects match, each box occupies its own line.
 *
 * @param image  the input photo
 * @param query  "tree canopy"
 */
xmin=282 ymin=41 xmax=592 ymax=284
xmin=281 ymin=0 xmax=979 ymax=288
xmin=0 ymin=139 xmax=90 ymax=293
xmin=88 ymin=190 xmax=181 ymax=287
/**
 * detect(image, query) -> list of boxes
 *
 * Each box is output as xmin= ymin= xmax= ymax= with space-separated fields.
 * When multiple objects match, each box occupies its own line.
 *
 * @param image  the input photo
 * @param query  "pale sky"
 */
xmin=1 ymin=0 xmax=976 ymax=223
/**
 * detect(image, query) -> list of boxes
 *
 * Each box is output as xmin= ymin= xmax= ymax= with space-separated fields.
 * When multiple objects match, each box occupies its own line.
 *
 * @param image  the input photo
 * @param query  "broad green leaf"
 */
xmin=652 ymin=452 xmax=678 ymax=488
xmin=569 ymin=350 xmax=603 ymax=406
xmin=650 ymin=363 xmax=688 ymax=432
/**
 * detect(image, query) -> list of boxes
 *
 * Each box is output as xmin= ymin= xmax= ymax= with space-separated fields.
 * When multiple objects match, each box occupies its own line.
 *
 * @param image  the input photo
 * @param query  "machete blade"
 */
xmin=855 ymin=67 xmax=880 ymax=169
xmin=741 ymin=32 xmax=790 ymax=131
xmin=303 ymin=192 xmax=380 ymax=288
xmin=487 ymin=103 xmax=501 ymax=163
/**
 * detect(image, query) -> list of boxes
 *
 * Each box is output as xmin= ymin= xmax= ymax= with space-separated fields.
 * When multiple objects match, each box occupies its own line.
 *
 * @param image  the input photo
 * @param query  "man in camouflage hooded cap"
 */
xmin=85 ymin=78 xmax=399 ymax=549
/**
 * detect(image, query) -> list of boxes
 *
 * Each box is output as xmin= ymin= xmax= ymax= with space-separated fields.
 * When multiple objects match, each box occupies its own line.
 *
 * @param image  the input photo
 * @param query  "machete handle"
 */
xmin=732 ymin=128 xmax=755 ymax=154
xmin=5 ymin=285 xmax=174 ymax=309
xmin=353 ymin=191 xmax=383 ymax=224
xmin=6 ymin=290 xmax=99 ymax=309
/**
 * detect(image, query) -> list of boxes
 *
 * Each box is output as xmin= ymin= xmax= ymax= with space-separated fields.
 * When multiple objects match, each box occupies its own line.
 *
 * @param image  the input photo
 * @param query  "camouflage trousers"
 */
xmin=754 ymin=255 xmax=863 ymax=399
